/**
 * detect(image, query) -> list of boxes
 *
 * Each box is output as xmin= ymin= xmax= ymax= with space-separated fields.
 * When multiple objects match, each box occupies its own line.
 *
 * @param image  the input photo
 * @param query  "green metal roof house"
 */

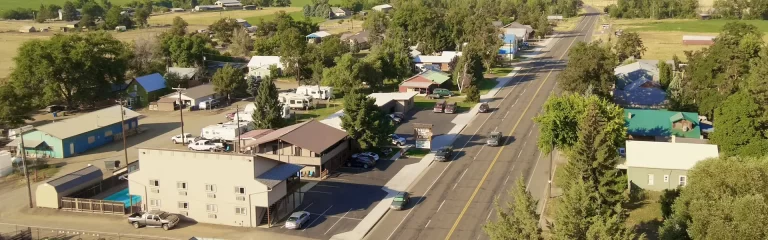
xmin=125 ymin=73 xmax=169 ymax=108
xmin=624 ymin=109 xmax=701 ymax=140
xmin=398 ymin=70 xmax=451 ymax=94
xmin=10 ymin=106 xmax=141 ymax=158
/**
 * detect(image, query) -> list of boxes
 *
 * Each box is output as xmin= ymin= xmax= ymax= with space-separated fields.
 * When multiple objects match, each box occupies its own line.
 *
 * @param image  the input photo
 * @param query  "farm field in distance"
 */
xmin=593 ymin=17 xmax=768 ymax=61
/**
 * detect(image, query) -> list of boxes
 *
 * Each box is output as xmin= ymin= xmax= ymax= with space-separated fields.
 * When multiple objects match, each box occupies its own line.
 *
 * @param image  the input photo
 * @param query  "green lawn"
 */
xmin=623 ymin=19 xmax=768 ymax=33
xmin=478 ymin=78 xmax=499 ymax=96
xmin=406 ymin=148 xmax=431 ymax=158
xmin=244 ymin=10 xmax=326 ymax=24
xmin=625 ymin=190 xmax=663 ymax=239
xmin=2 ymin=0 xmax=133 ymax=10
xmin=290 ymin=0 xmax=342 ymax=7
xmin=292 ymin=100 xmax=343 ymax=122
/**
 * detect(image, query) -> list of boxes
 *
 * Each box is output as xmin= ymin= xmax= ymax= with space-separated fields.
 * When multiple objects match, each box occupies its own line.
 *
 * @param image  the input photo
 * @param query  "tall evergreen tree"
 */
xmin=553 ymin=179 xmax=599 ymax=240
xmin=483 ymin=178 xmax=542 ymax=240
xmin=658 ymin=60 xmax=672 ymax=90
xmin=62 ymin=1 xmax=79 ymax=21
xmin=251 ymin=77 xmax=283 ymax=129
xmin=341 ymin=89 xmax=393 ymax=150
xmin=586 ymin=213 xmax=638 ymax=240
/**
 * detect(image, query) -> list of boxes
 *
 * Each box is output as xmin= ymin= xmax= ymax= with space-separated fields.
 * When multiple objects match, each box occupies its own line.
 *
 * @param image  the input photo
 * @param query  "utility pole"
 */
xmin=117 ymin=101 xmax=129 ymax=168
xmin=236 ymin=105 xmax=241 ymax=153
xmin=172 ymin=87 xmax=187 ymax=143
xmin=18 ymin=129 xmax=33 ymax=208
xmin=549 ymin=141 xmax=554 ymax=198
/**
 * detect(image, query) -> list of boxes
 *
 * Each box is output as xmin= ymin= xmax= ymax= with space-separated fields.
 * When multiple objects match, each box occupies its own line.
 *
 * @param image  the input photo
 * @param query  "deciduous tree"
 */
xmin=212 ymin=64 xmax=244 ymax=104
xmin=710 ymin=92 xmax=768 ymax=157
xmin=614 ymin=32 xmax=646 ymax=62
xmin=169 ymin=16 xmax=188 ymax=36
xmin=62 ymin=1 xmax=79 ymax=21
xmin=558 ymin=42 xmax=617 ymax=98
xmin=10 ymin=32 xmax=130 ymax=108
xmin=209 ymin=18 xmax=242 ymax=43
xmin=229 ymin=27 xmax=254 ymax=56
xmin=322 ymin=53 xmax=360 ymax=95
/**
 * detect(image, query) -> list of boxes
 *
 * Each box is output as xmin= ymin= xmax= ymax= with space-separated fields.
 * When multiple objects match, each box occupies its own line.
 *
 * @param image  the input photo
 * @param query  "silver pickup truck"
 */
xmin=128 ymin=210 xmax=180 ymax=230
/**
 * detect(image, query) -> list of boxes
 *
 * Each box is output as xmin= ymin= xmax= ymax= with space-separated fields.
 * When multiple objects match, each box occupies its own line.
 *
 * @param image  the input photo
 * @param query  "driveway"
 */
xmin=266 ymin=156 xmax=420 ymax=239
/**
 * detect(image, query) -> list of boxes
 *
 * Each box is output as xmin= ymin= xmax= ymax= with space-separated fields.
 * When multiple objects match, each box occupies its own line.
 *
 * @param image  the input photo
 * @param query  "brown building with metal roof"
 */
xmin=244 ymin=120 xmax=350 ymax=179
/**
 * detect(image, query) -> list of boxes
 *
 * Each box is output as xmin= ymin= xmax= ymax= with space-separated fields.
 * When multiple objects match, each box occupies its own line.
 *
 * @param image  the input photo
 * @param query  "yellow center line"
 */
xmin=443 ymin=13 xmax=596 ymax=240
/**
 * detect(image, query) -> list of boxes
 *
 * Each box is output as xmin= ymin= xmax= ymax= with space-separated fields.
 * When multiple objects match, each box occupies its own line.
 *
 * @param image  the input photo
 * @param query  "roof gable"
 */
xmin=46 ymin=165 xmax=102 ymax=192
xmin=247 ymin=56 xmax=282 ymax=69
xmin=420 ymin=70 xmax=450 ymax=84
xmin=34 ymin=106 xmax=141 ymax=139
xmin=248 ymin=120 xmax=347 ymax=153
xmin=135 ymin=73 xmax=167 ymax=92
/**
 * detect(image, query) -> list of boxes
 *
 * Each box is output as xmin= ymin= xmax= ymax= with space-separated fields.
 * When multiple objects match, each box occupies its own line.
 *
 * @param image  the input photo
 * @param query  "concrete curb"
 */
xmin=331 ymin=36 xmax=547 ymax=240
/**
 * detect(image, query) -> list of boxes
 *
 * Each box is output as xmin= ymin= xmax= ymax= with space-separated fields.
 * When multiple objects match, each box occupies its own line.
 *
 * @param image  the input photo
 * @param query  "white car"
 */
xmin=352 ymin=152 xmax=380 ymax=161
xmin=391 ymin=134 xmax=406 ymax=146
xmin=171 ymin=133 xmax=195 ymax=144
xmin=188 ymin=140 xmax=221 ymax=152
xmin=284 ymin=211 xmax=310 ymax=229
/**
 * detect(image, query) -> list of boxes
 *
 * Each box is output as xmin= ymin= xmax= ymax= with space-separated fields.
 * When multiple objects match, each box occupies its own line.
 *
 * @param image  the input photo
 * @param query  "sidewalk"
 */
xmin=519 ymin=34 xmax=561 ymax=58
xmin=330 ymin=62 xmax=530 ymax=240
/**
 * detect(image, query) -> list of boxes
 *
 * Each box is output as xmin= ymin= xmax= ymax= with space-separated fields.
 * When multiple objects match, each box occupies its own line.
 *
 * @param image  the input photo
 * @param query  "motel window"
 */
xmin=177 ymin=182 xmax=187 ymax=190
xmin=679 ymin=175 xmax=688 ymax=187
xmin=205 ymin=184 xmax=216 ymax=192
xmin=178 ymin=202 xmax=189 ymax=209
xmin=88 ymin=136 xmax=96 ymax=144
xmin=647 ymin=174 xmax=654 ymax=185
xmin=206 ymin=204 xmax=218 ymax=212
xmin=663 ymin=175 xmax=669 ymax=183
xmin=150 ymin=199 xmax=161 ymax=207
xmin=149 ymin=179 xmax=159 ymax=187
xmin=235 ymin=186 xmax=245 ymax=195
xmin=235 ymin=207 xmax=247 ymax=215
xmin=294 ymin=147 xmax=302 ymax=156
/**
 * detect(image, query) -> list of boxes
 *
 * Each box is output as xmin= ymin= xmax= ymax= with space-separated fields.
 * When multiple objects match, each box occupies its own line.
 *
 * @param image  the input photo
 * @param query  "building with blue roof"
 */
xmin=500 ymin=34 xmax=518 ymax=59
xmin=126 ymin=73 xmax=169 ymax=108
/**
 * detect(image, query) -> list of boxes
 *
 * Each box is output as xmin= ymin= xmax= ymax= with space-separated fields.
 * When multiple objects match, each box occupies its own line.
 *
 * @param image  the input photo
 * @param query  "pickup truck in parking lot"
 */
xmin=188 ymin=140 xmax=223 ymax=152
xmin=128 ymin=210 xmax=180 ymax=230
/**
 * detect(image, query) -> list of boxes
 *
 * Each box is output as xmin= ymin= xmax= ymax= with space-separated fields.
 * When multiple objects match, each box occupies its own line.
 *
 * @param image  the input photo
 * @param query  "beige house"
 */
xmin=622 ymin=140 xmax=719 ymax=191
xmin=128 ymin=148 xmax=303 ymax=227
xmin=244 ymin=120 xmax=350 ymax=179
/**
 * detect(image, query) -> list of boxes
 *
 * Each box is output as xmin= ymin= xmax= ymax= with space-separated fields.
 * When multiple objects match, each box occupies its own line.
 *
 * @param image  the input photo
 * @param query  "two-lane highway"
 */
xmin=365 ymin=8 xmax=600 ymax=240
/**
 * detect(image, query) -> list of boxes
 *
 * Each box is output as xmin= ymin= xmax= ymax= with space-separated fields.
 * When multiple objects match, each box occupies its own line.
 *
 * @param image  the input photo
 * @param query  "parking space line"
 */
xmin=303 ymin=205 xmax=333 ymax=232
xmin=324 ymin=208 xmax=352 ymax=235
xmin=437 ymin=200 xmax=446 ymax=213
xmin=425 ymin=220 xmax=431 ymax=228
xmin=503 ymin=111 xmax=509 ymax=119
xmin=453 ymin=169 xmax=468 ymax=190
xmin=301 ymin=203 xmax=314 ymax=211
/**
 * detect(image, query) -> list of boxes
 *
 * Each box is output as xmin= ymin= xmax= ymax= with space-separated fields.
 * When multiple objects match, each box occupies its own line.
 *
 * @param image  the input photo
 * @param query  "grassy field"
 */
xmin=582 ymin=0 xmax=714 ymax=11
xmin=1 ymin=0 xmax=134 ymax=11
xmin=150 ymin=8 xmax=300 ymax=26
xmin=625 ymin=190 xmax=663 ymax=239
xmin=589 ymin=16 xmax=768 ymax=60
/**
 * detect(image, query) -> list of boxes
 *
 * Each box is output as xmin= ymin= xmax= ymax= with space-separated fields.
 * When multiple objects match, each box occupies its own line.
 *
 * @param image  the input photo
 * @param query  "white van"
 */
xmin=296 ymin=85 xmax=333 ymax=100
xmin=279 ymin=93 xmax=314 ymax=110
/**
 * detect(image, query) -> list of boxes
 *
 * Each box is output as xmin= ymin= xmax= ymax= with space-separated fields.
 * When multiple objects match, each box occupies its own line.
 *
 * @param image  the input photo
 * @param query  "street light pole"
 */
xmin=172 ymin=87 xmax=187 ymax=143
xmin=121 ymin=175 xmax=148 ymax=211
xmin=17 ymin=129 xmax=33 ymax=208
xmin=549 ymin=141 xmax=554 ymax=198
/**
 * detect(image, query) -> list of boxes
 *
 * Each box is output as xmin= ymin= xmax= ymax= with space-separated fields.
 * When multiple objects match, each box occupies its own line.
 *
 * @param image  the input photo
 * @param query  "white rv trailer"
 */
xmin=229 ymin=104 xmax=293 ymax=122
xmin=278 ymin=93 xmax=315 ymax=110
xmin=200 ymin=121 xmax=253 ymax=142
xmin=295 ymin=85 xmax=333 ymax=100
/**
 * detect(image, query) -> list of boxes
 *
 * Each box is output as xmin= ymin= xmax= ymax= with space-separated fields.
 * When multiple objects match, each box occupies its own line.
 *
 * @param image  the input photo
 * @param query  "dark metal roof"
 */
xmin=255 ymin=163 xmax=303 ymax=188
xmin=46 ymin=165 xmax=102 ymax=193
xmin=247 ymin=120 xmax=348 ymax=153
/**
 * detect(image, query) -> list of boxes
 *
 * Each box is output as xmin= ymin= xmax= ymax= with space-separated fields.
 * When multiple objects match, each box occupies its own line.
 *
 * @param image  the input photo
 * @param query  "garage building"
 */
xmin=17 ymin=106 xmax=141 ymax=158
xmin=36 ymin=165 xmax=103 ymax=208
xmin=160 ymin=84 xmax=217 ymax=109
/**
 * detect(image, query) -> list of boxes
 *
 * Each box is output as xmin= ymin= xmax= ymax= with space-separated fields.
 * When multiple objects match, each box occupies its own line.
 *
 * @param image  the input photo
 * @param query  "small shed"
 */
xmin=36 ymin=165 xmax=103 ymax=208
xmin=19 ymin=26 xmax=36 ymax=33
xmin=161 ymin=84 xmax=217 ymax=108
xmin=115 ymin=26 xmax=127 ymax=32
xmin=152 ymin=98 xmax=177 ymax=111
xmin=170 ymin=8 xmax=185 ymax=12
xmin=372 ymin=4 xmax=393 ymax=12
xmin=331 ymin=7 xmax=349 ymax=18
xmin=306 ymin=31 xmax=332 ymax=44
xmin=682 ymin=35 xmax=715 ymax=46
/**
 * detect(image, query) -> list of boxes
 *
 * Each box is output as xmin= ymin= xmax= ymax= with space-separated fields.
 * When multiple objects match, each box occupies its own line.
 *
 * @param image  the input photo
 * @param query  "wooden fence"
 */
xmin=60 ymin=197 xmax=127 ymax=215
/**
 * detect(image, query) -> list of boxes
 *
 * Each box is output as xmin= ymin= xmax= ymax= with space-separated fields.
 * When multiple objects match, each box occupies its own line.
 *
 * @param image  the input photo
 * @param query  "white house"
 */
xmin=622 ymin=140 xmax=719 ymax=191
xmin=247 ymin=56 xmax=283 ymax=79
xmin=372 ymin=4 xmax=393 ymax=12
xmin=215 ymin=0 xmax=243 ymax=8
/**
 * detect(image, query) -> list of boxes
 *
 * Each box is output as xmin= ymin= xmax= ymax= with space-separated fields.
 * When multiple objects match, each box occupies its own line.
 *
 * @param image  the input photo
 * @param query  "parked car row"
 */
xmin=433 ymin=100 xmax=457 ymax=114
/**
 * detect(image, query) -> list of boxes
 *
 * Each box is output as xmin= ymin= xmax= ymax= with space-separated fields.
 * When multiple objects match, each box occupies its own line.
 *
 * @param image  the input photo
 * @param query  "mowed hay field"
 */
xmin=149 ymin=8 xmax=300 ymax=26
xmin=592 ymin=16 xmax=768 ymax=60
xmin=582 ymin=0 xmax=715 ymax=11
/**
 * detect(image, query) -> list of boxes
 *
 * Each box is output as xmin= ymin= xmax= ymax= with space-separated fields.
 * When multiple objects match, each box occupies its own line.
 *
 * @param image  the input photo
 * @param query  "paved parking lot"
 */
xmin=267 ymin=156 xmax=420 ymax=239
xmin=394 ymin=108 xmax=458 ymax=144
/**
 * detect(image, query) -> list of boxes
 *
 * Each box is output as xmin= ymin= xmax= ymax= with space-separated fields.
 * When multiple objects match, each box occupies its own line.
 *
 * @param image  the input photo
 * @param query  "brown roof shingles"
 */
xmin=246 ymin=120 xmax=348 ymax=153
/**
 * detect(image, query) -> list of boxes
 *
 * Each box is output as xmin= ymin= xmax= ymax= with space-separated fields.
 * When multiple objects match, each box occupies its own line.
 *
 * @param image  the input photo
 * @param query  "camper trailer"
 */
xmin=200 ymin=121 xmax=253 ymax=142
xmin=295 ymin=85 xmax=333 ymax=100
xmin=228 ymin=104 xmax=293 ymax=121
xmin=278 ymin=93 xmax=315 ymax=110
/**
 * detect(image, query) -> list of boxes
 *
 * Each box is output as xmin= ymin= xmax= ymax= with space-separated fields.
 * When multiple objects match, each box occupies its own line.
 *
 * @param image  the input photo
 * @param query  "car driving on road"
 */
xmin=390 ymin=192 xmax=410 ymax=210
xmin=285 ymin=211 xmax=310 ymax=229
xmin=434 ymin=146 xmax=453 ymax=162
xmin=478 ymin=102 xmax=490 ymax=113
xmin=487 ymin=131 xmax=502 ymax=146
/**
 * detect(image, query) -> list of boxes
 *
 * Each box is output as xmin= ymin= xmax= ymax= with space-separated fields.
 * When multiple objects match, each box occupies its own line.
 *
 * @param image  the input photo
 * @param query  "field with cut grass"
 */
xmin=582 ymin=0 xmax=714 ymax=11
xmin=149 ymin=8 xmax=300 ymax=26
xmin=1 ymin=0 xmax=134 ymax=11
xmin=592 ymin=16 xmax=768 ymax=61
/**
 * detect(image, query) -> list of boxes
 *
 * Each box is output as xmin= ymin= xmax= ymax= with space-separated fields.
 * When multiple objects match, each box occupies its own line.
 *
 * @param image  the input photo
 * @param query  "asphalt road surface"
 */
xmin=365 ymin=8 xmax=601 ymax=240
